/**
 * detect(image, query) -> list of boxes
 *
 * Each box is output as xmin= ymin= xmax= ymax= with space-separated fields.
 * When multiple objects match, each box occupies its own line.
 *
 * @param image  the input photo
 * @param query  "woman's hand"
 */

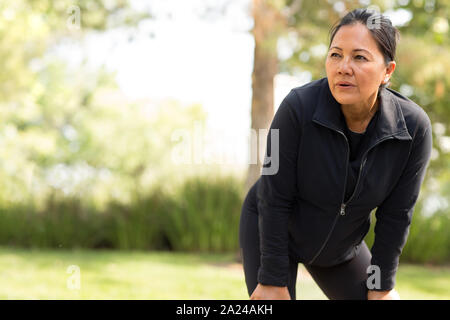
xmin=367 ymin=289 xmax=400 ymax=300
xmin=250 ymin=283 xmax=291 ymax=300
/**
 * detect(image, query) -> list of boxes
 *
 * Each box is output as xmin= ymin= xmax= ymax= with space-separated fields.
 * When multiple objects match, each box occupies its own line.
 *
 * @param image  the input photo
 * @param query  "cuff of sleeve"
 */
xmin=368 ymin=279 xmax=395 ymax=291
xmin=367 ymin=259 xmax=398 ymax=291
xmin=257 ymin=255 xmax=289 ymax=287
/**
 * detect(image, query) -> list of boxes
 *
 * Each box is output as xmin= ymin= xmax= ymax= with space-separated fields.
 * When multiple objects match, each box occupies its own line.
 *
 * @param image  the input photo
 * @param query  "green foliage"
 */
xmin=163 ymin=176 xmax=245 ymax=252
xmin=364 ymin=202 xmax=450 ymax=264
xmin=0 ymin=0 xmax=153 ymax=207
xmin=0 ymin=175 xmax=448 ymax=264
xmin=0 ymin=175 xmax=245 ymax=253
xmin=0 ymin=53 xmax=207 ymax=207
xmin=402 ymin=208 xmax=450 ymax=264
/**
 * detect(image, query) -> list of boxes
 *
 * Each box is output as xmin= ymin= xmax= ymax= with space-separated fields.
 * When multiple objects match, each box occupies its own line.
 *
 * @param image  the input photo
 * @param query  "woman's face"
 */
xmin=325 ymin=22 xmax=395 ymax=107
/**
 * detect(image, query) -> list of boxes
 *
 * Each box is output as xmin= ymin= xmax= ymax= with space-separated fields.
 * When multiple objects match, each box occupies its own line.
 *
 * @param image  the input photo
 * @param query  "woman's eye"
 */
xmin=329 ymin=53 xmax=367 ymax=60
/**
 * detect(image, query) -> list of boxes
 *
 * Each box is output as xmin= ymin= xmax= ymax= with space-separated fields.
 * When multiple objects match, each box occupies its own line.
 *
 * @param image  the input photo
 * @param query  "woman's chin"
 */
xmin=333 ymin=94 xmax=359 ymax=105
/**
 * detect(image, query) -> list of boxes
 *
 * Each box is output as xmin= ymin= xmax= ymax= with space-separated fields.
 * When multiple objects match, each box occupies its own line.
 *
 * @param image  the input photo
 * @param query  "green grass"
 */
xmin=0 ymin=247 xmax=448 ymax=300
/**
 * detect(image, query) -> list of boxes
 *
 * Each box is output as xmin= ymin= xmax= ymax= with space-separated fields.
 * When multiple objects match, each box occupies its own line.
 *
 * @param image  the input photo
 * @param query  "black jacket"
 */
xmin=256 ymin=77 xmax=432 ymax=291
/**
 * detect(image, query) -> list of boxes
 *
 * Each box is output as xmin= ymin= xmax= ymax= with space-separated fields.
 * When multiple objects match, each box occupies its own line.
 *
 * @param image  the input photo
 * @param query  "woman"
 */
xmin=239 ymin=8 xmax=432 ymax=300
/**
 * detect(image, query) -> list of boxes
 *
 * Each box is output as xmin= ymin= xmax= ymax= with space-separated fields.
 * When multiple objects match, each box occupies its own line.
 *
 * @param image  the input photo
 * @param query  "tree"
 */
xmin=245 ymin=0 xmax=287 ymax=192
xmin=0 ymin=0 xmax=151 ymax=205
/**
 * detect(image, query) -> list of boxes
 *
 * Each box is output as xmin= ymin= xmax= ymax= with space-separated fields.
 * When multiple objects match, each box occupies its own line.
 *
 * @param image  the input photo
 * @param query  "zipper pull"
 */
xmin=340 ymin=203 xmax=346 ymax=216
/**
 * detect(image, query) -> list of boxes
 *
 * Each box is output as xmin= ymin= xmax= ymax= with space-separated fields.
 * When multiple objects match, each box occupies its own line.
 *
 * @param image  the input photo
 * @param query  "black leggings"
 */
xmin=239 ymin=181 xmax=371 ymax=300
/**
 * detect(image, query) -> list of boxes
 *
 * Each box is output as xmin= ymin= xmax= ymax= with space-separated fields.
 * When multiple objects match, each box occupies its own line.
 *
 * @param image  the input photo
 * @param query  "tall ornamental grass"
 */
xmin=0 ymin=175 xmax=448 ymax=264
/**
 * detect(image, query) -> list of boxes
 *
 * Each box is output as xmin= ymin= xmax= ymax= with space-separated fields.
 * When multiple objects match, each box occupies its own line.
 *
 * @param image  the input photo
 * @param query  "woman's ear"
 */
xmin=383 ymin=61 xmax=396 ymax=84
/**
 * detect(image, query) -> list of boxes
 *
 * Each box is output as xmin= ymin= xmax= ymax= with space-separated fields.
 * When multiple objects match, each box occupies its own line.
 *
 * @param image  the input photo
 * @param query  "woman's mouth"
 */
xmin=337 ymin=83 xmax=356 ymax=89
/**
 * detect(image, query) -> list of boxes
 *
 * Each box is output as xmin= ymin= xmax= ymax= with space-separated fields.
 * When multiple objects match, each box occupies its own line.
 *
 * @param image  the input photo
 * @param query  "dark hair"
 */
xmin=329 ymin=8 xmax=400 ymax=88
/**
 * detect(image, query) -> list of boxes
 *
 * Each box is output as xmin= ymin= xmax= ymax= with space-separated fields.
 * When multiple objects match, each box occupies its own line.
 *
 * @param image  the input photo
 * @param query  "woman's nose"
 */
xmin=337 ymin=57 xmax=353 ymax=75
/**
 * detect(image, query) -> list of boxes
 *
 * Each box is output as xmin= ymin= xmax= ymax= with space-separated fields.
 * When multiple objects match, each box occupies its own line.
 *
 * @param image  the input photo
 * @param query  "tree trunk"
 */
xmin=245 ymin=0 xmax=284 ymax=194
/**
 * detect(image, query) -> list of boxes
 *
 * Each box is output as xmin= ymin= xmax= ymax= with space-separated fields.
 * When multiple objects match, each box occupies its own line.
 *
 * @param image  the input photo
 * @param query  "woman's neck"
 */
xmin=341 ymin=97 xmax=379 ymax=133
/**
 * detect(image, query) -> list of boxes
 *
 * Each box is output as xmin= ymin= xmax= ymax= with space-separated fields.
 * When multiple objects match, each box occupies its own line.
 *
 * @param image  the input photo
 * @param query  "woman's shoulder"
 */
xmin=281 ymin=77 xmax=328 ymax=113
xmin=385 ymin=87 xmax=431 ymax=133
xmin=288 ymin=77 xmax=327 ymax=101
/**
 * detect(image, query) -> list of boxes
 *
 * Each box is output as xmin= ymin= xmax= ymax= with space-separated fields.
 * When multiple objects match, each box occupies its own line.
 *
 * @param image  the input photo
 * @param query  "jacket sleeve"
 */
xmin=370 ymin=115 xmax=432 ymax=291
xmin=256 ymin=90 xmax=301 ymax=286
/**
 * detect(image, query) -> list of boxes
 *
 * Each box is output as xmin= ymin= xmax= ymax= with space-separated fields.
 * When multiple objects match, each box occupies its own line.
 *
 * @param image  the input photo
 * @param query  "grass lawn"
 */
xmin=0 ymin=247 xmax=448 ymax=300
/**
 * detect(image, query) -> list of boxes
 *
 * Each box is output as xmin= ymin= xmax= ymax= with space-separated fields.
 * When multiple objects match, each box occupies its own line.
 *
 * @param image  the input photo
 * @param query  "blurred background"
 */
xmin=0 ymin=0 xmax=448 ymax=299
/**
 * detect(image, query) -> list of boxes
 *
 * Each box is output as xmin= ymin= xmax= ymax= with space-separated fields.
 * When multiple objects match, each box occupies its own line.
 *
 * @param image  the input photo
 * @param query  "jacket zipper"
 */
xmin=307 ymin=121 xmax=395 ymax=265
xmin=339 ymin=156 xmax=367 ymax=216
xmin=340 ymin=136 xmax=395 ymax=214
xmin=307 ymin=129 xmax=350 ymax=264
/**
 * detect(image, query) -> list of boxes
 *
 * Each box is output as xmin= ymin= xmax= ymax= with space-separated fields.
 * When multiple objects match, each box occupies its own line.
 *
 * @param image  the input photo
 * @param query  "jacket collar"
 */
xmin=312 ymin=78 xmax=412 ymax=141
